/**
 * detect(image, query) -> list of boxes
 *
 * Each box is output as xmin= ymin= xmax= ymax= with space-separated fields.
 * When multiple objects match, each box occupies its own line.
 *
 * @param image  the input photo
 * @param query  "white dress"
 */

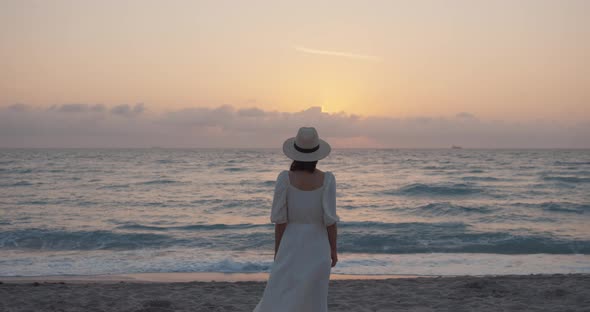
xmin=254 ymin=170 xmax=340 ymax=312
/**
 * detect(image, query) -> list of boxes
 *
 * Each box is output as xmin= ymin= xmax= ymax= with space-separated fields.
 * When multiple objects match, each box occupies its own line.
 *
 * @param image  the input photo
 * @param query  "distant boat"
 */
xmin=451 ymin=145 xmax=462 ymax=149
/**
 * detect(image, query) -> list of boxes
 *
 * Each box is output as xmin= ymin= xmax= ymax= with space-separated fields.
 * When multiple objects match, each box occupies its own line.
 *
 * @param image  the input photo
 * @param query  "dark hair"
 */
xmin=290 ymin=160 xmax=318 ymax=173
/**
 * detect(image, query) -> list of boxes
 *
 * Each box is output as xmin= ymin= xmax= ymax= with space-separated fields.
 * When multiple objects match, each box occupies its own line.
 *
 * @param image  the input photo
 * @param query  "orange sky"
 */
xmin=1 ymin=0 xmax=589 ymax=121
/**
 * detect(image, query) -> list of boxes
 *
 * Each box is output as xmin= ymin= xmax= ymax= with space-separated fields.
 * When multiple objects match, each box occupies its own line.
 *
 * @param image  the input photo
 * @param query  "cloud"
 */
xmin=110 ymin=103 xmax=145 ymax=117
xmin=237 ymin=107 xmax=266 ymax=117
xmin=6 ymin=103 xmax=29 ymax=112
xmin=0 ymin=104 xmax=588 ymax=148
xmin=293 ymin=45 xmax=382 ymax=62
xmin=49 ymin=103 xmax=103 ymax=113
xmin=160 ymin=105 xmax=234 ymax=127
xmin=456 ymin=112 xmax=477 ymax=119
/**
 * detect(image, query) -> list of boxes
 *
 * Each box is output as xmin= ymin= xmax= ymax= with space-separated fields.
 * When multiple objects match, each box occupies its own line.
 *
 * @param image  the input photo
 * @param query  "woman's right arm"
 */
xmin=327 ymin=223 xmax=338 ymax=267
xmin=323 ymin=172 xmax=339 ymax=267
xmin=274 ymin=223 xmax=287 ymax=259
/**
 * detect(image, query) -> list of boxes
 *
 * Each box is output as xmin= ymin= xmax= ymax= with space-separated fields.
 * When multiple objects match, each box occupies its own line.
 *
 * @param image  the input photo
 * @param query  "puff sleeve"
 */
xmin=270 ymin=170 xmax=288 ymax=224
xmin=322 ymin=171 xmax=340 ymax=226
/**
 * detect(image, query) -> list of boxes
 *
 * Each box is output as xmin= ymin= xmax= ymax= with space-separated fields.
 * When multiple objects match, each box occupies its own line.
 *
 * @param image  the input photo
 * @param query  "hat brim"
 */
xmin=282 ymin=137 xmax=331 ymax=161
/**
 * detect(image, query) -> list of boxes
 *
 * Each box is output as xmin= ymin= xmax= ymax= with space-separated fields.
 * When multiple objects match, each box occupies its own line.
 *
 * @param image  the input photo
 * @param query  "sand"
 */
xmin=1 ymin=274 xmax=589 ymax=312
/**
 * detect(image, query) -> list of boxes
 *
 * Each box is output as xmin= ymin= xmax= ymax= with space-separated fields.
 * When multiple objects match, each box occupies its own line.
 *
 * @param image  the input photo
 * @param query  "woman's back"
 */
xmin=286 ymin=170 xmax=326 ymax=224
xmin=271 ymin=170 xmax=338 ymax=226
xmin=288 ymin=169 xmax=325 ymax=190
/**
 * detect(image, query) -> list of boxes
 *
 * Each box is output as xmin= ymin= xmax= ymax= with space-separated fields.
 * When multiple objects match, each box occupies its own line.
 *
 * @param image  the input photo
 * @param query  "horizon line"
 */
xmin=1 ymin=147 xmax=588 ymax=150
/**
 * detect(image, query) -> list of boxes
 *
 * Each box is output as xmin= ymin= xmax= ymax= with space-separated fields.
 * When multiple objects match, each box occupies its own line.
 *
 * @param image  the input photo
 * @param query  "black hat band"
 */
xmin=294 ymin=143 xmax=320 ymax=153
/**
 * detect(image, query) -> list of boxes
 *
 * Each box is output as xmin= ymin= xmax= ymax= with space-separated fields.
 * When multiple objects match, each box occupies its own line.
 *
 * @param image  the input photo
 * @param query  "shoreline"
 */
xmin=0 ymin=272 xmax=430 ymax=283
xmin=2 ymin=272 xmax=588 ymax=284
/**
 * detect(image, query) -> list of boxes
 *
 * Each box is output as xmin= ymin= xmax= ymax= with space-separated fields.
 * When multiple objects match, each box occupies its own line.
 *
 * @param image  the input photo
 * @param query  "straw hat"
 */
xmin=282 ymin=127 xmax=331 ymax=161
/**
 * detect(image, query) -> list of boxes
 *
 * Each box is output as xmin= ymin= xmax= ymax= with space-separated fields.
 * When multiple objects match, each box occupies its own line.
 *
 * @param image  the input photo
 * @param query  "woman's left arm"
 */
xmin=274 ymin=223 xmax=287 ymax=259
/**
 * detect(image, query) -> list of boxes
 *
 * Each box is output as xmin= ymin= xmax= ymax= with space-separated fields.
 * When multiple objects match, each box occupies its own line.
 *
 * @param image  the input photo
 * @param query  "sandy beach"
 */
xmin=1 ymin=274 xmax=588 ymax=311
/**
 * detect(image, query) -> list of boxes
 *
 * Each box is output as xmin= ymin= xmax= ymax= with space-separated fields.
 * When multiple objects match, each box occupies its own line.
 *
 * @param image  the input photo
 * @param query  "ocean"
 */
xmin=1 ymin=148 xmax=589 ymax=277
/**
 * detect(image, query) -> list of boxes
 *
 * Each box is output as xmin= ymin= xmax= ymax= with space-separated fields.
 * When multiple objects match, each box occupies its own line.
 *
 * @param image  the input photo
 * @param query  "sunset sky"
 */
xmin=1 ymin=0 xmax=589 ymax=148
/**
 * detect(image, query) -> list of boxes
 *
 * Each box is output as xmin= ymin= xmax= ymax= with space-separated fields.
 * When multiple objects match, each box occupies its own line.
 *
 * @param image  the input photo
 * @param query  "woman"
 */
xmin=254 ymin=127 xmax=339 ymax=312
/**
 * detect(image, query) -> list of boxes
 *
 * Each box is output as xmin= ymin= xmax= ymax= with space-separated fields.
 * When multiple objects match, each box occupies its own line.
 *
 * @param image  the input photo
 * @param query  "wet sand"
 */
xmin=1 ymin=274 xmax=588 ymax=311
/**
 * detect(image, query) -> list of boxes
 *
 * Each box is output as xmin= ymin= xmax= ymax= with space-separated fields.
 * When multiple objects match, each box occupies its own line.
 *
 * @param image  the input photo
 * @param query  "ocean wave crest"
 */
xmin=116 ymin=222 xmax=270 ymax=231
xmin=542 ymin=176 xmax=590 ymax=183
xmin=0 ymin=229 xmax=178 ymax=250
xmin=514 ymin=202 xmax=590 ymax=214
xmin=205 ymin=258 xmax=271 ymax=273
xmin=554 ymin=161 xmax=590 ymax=166
xmin=3 ymin=223 xmax=590 ymax=255
xmin=224 ymin=167 xmax=246 ymax=172
xmin=412 ymin=202 xmax=495 ymax=216
xmin=386 ymin=183 xmax=484 ymax=196
xmin=337 ymin=222 xmax=590 ymax=254
xmin=0 ymin=181 xmax=34 ymax=187
xmin=461 ymin=176 xmax=501 ymax=182
xmin=137 ymin=179 xmax=184 ymax=185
